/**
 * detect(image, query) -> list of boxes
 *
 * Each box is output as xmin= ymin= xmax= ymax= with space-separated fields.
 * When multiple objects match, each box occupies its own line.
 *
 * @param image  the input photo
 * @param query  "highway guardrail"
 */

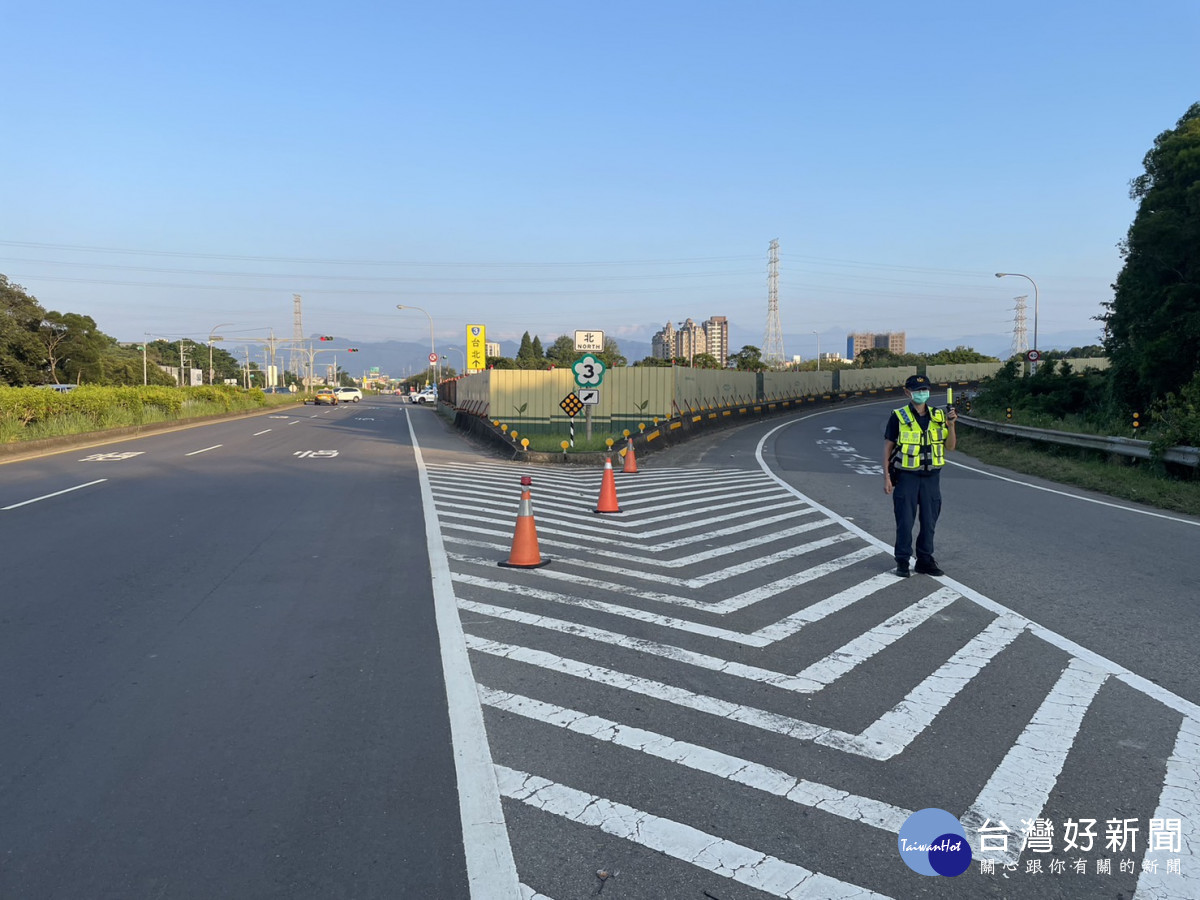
xmin=957 ymin=415 xmax=1199 ymax=467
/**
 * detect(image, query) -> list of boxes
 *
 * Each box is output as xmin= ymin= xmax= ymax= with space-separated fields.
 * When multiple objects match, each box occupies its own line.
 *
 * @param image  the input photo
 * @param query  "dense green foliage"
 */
xmin=0 ymin=384 xmax=271 ymax=440
xmin=971 ymin=360 xmax=1118 ymax=429
xmin=1102 ymin=102 xmax=1200 ymax=412
xmin=0 ymin=273 xmax=255 ymax=387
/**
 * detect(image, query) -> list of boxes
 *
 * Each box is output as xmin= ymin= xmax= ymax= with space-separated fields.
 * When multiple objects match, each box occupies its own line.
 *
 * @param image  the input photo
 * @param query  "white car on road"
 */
xmin=411 ymin=389 xmax=436 ymax=404
xmin=335 ymin=387 xmax=363 ymax=402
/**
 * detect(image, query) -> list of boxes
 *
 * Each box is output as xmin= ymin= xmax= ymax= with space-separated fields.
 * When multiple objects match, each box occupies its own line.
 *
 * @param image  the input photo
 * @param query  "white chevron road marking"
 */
xmin=961 ymin=656 xmax=1110 ymax=867
xmin=447 ymin=530 xmax=854 ymax=588
xmin=1136 ymin=715 xmax=1200 ymax=899
xmin=495 ymin=766 xmax=894 ymax=900
xmin=442 ymin=513 xmax=830 ymax=569
xmin=480 ymin=687 xmax=913 ymax=832
xmin=466 ymin=624 xmax=1023 ymax=761
xmin=459 ymin=587 xmax=961 ymax=694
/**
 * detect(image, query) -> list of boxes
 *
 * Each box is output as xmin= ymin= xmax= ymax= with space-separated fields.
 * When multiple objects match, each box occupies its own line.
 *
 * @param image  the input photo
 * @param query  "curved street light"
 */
xmin=995 ymin=273 xmax=1039 ymax=370
xmin=208 ymin=323 xmax=234 ymax=385
xmin=397 ymin=304 xmax=436 ymax=387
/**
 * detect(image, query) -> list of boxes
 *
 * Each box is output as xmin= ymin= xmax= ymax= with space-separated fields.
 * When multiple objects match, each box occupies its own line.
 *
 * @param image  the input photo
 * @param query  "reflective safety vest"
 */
xmin=891 ymin=405 xmax=948 ymax=471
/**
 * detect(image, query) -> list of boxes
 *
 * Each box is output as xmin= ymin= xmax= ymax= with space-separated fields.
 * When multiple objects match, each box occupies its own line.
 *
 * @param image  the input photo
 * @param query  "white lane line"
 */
xmin=1136 ymin=715 xmax=1200 ymax=899
xmin=185 ymin=444 xmax=222 ymax=456
xmin=481 ymin=687 xmax=913 ymax=833
xmin=754 ymin=420 xmax=1200 ymax=722
xmin=447 ymin=531 xmax=853 ymax=589
xmin=2 ymin=479 xmax=108 ymax=510
xmin=960 ymin=657 xmax=1110 ymax=867
xmin=496 ymin=765 xmax=893 ymax=900
xmin=253 ymin=429 xmax=272 ymax=436
xmin=518 ymin=885 xmax=555 ymax=900
xmin=946 ymin=458 xmax=1200 ymax=528
xmin=407 ymin=414 xmax=521 ymax=900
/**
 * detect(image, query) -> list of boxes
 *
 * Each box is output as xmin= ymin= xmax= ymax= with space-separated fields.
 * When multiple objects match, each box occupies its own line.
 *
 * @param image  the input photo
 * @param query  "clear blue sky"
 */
xmin=3 ymin=0 xmax=1197 ymax=357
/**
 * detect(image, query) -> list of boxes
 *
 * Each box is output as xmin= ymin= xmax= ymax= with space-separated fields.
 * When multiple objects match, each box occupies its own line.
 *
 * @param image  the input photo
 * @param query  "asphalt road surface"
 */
xmin=3 ymin=396 xmax=1196 ymax=900
xmin=0 ymin=398 xmax=467 ymax=899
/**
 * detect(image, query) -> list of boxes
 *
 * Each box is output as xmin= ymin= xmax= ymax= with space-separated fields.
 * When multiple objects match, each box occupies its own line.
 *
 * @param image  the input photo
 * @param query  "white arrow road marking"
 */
xmin=495 ymin=766 xmax=893 ymax=899
xmin=2 ymin=479 xmax=108 ymax=510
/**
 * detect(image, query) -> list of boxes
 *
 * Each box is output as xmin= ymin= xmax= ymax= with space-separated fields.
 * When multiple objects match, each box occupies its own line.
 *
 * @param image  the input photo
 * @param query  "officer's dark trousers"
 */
xmin=892 ymin=469 xmax=942 ymax=565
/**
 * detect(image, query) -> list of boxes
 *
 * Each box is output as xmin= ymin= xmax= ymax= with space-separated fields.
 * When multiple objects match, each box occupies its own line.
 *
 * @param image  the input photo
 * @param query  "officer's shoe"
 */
xmin=914 ymin=559 xmax=945 ymax=576
xmin=893 ymin=560 xmax=911 ymax=578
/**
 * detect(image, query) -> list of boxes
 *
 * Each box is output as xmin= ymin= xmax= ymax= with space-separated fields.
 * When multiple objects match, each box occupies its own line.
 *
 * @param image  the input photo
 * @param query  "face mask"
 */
xmin=910 ymin=390 xmax=930 ymax=404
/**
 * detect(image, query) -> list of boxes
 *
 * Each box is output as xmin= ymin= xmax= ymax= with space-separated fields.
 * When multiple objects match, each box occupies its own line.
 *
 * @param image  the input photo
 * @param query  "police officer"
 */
xmin=883 ymin=374 xmax=957 ymax=577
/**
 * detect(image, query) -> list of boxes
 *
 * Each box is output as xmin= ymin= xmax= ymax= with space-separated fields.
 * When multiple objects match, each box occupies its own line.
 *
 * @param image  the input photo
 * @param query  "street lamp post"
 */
xmin=208 ymin=323 xmax=233 ymax=385
xmin=397 ymin=304 xmax=435 ymax=387
xmin=442 ymin=347 xmax=465 ymax=376
xmin=812 ymin=330 xmax=820 ymax=371
xmin=995 ymin=273 xmax=1039 ymax=371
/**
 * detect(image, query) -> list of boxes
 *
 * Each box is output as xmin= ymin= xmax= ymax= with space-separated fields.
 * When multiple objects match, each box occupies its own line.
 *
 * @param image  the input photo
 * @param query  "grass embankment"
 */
xmin=0 ymin=385 xmax=303 ymax=444
xmin=955 ymin=426 xmax=1200 ymax=517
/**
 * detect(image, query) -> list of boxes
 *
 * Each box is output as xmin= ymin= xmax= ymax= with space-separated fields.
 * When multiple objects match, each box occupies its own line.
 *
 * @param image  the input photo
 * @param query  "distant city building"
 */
xmin=702 ymin=316 xmax=729 ymax=366
xmin=651 ymin=322 xmax=676 ymax=360
xmin=651 ymin=315 xmax=730 ymax=365
xmin=846 ymin=331 xmax=906 ymax=360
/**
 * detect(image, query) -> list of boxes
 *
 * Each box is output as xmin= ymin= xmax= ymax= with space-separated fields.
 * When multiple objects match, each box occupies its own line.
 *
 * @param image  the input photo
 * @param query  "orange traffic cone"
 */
xmin=622 ymin=437 xmax=638 ymax=474
xmin=594 ymin=456 xmax=621 ymax=514
xmin=499 ymin=476 xmax=551 ymax=568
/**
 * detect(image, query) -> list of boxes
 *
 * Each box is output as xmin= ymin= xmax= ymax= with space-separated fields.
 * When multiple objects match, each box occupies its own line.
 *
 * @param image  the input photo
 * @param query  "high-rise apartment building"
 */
xmin=702 ymin=316 xmax=729 ymax=366
xmin=846 ymin=331 xmax=906 ymax=360
xmin=651 ymin=316 xmax=730 ymax=365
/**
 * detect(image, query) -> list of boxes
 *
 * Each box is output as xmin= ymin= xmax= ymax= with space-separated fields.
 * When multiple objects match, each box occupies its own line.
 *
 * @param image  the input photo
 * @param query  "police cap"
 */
xmin=904 ymin=374 xmax=931 ymax=390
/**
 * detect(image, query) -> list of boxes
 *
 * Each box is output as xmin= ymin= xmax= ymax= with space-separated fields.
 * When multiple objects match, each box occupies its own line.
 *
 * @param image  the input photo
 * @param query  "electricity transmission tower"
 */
xmin=762 ymin=239 xmax=785 ymax=367
xmin=289 ymin=294 xmax=304 ymax=382
xmin=1011 ymin=295 xmax=1029 ymax=358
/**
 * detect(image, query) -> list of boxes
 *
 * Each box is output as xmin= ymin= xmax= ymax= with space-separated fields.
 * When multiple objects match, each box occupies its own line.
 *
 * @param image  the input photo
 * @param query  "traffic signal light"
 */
xmin=1133 ymin=411 xmax=1141 ymax=431
xmin=1006 ymin=407 xmax=1012 ymax=419
xmin=319 ymin=336 xmax=334 ymax=341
